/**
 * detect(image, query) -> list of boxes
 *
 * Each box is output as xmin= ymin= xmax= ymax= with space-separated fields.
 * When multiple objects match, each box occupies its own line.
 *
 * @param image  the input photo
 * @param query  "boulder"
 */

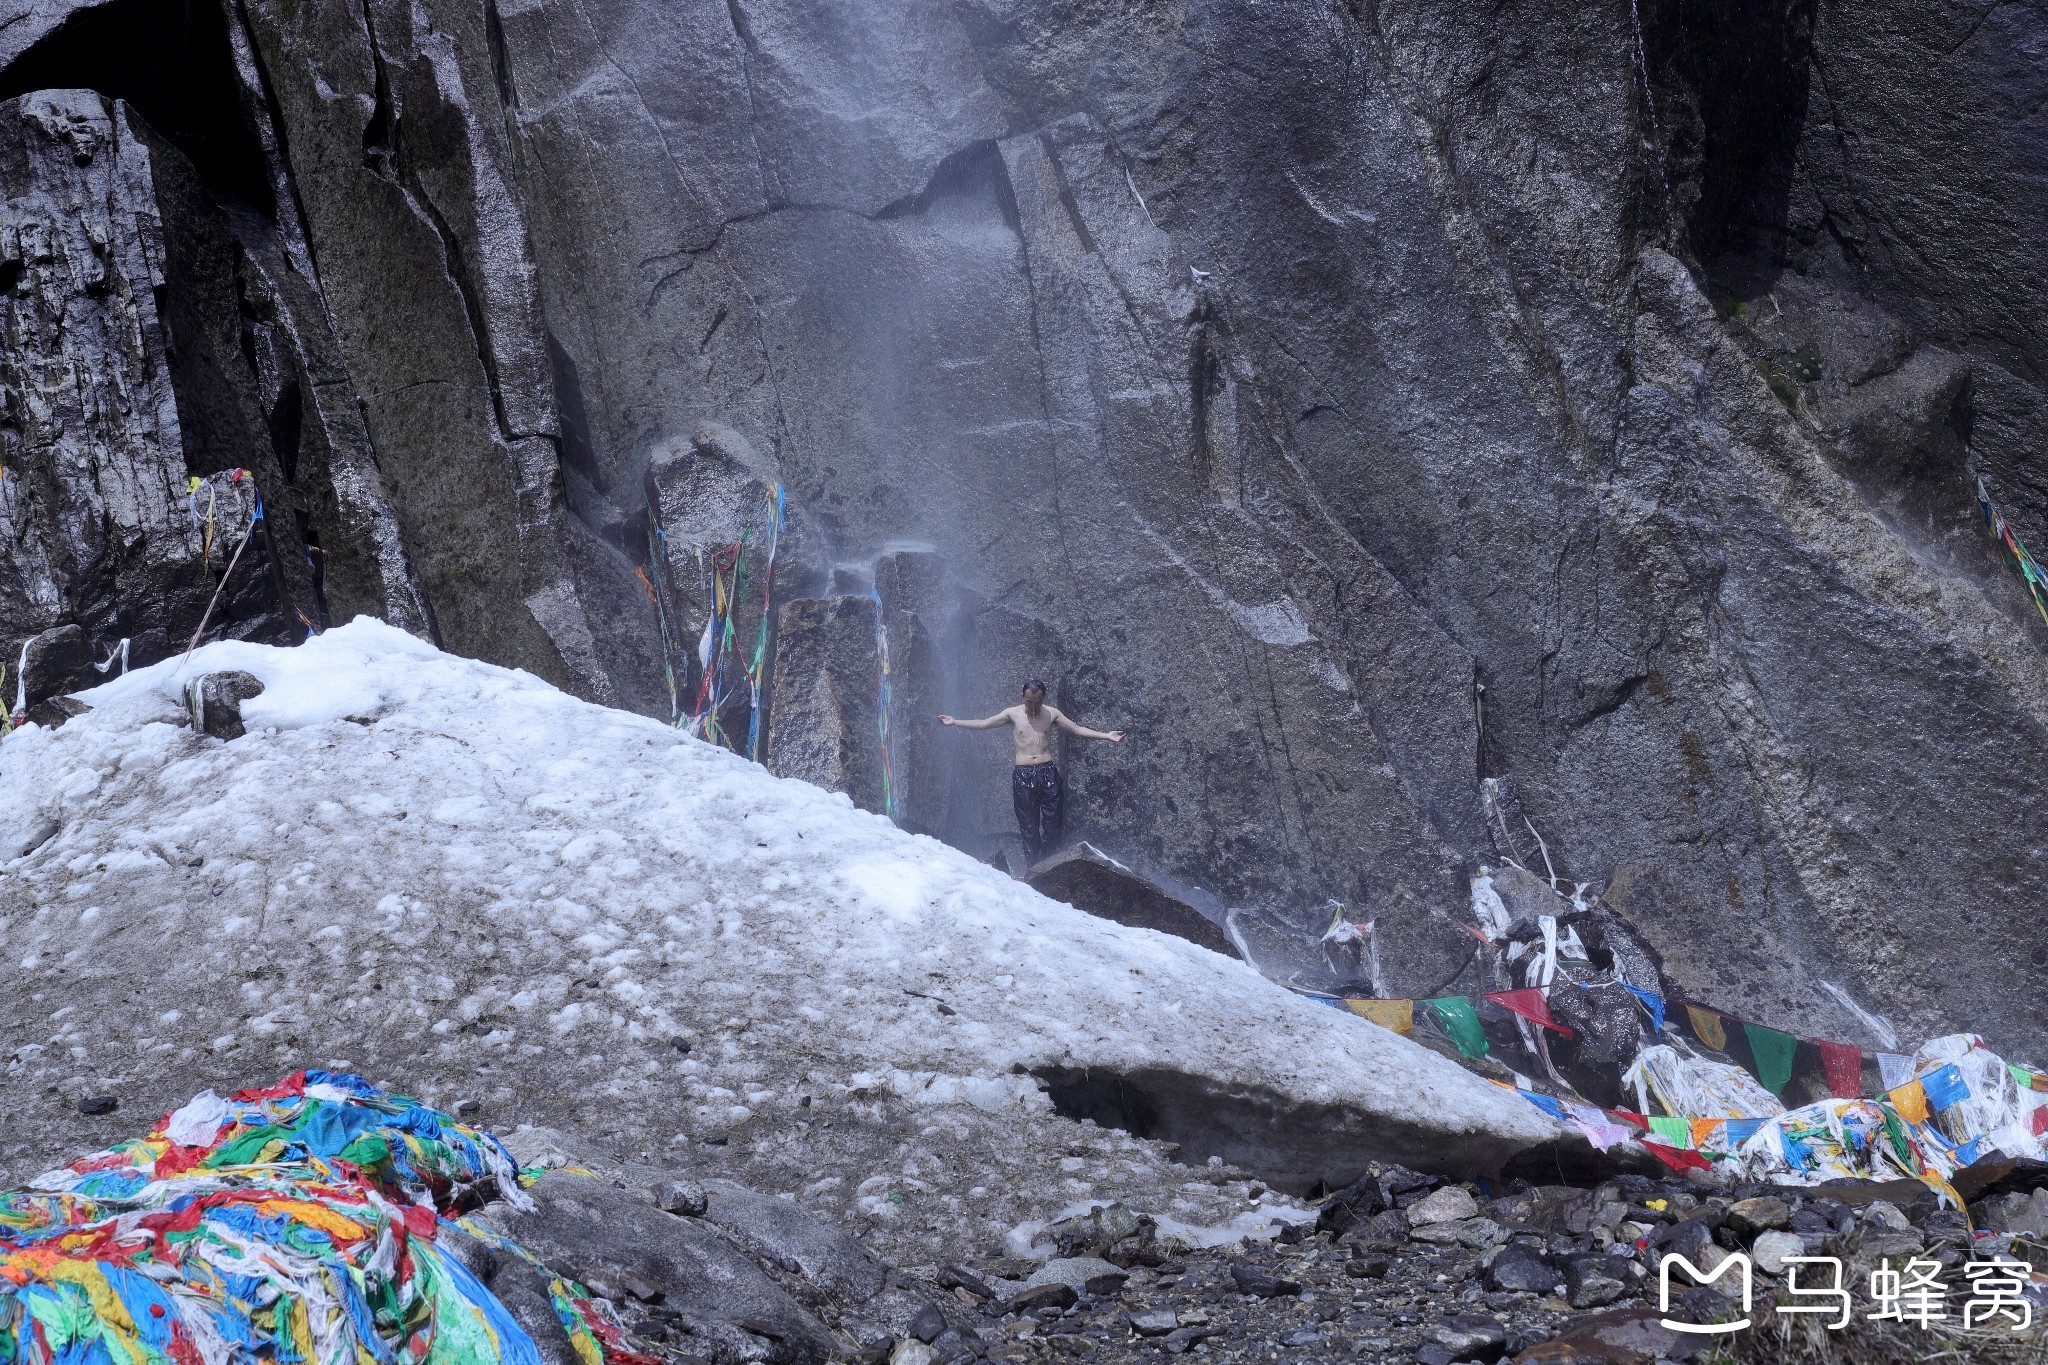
xmin=699 ymin=1178 xmax=889 ymax=1302
xmin=1486 ymin=1244 xmax=1559 ymax=1295
xmin=488 ymin=1171 xmax=839 ymax=1364
xmin=1407 ymin=1186 xmax=1481 ymax=1226
xmin=1024 ymin=844 xmax=1237 ymax=958
xmin=1023 ymin=1256 xmax=1127 ymax=1298
xmin=184 ymin=671 xmax=265 ymax=740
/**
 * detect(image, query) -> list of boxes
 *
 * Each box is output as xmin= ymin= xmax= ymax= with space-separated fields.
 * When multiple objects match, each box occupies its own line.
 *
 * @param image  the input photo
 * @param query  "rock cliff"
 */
xmin=4 ymin=0 xmax=2046 ymax=1054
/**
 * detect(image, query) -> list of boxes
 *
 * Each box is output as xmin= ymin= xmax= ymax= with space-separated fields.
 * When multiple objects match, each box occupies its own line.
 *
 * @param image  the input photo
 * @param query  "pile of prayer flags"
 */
xmin=0 ymin=1070 xmax=658 ymax=1365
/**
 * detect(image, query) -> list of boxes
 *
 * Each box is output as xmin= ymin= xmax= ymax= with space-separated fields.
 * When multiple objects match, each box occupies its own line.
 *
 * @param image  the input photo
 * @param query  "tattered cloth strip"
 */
xmin=1878 ymin=1052 xmax=1917 ymax=1091
xmin=1621 ymin=985 xmax=1665 ymax=1033
xmin=1343 ymin=998 xmax=1413 ymax=1034
xmin=0 ymin=1070 xmax=656 ymax=1365
xmin=1743 ymin=1022 xmax=1799 ymax=1095
xmin=1425 ymin=997 xmax=1489 ymax=1059
xmin=1890 ymin=1080 xmax=1931 ymax=1124
xmin=1683 ymin=1005 xmax=1727 ymax=1053
xmin=1487 ymin=988 xmax=1572 ymax=1037
xmin=1920 ymin=1062 xmax=1969 ymax=1112
xmin=1820 ymin=1041 xmax=1864 ymax=1099
xmin=1978 ymin=478 xmax=2048 ymax=627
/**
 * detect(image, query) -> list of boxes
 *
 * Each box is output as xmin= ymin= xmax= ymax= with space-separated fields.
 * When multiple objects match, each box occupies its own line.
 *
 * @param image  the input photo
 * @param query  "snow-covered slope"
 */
xmin=1 ymin=621 xmax=1565 ymax=1257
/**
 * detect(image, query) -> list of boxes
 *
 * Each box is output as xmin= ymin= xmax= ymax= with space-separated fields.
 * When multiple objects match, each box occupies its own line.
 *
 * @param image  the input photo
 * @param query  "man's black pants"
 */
xmin=1012 ymin=763 xmax=1064 ymax=863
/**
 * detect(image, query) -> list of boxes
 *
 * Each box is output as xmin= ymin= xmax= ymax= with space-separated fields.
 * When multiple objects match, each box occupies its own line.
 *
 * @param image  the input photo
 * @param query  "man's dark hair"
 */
xmin=1022 ymin=679 xmax=1046 ymax=695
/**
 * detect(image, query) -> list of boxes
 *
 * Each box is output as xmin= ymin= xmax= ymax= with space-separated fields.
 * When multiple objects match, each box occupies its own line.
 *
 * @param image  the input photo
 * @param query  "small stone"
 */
xmin=1862 ymin=1200 xmax=1912 ymax=1231
xmin=1406 ymin=1186 xmax=1480 ymax=1227
xmin=669 ymin=1036 xmax=691 ymax=1053
xmin=1430 ymin=1312 xmax=1507 ymax=1361
xmin=846 ymin=1321 xmax=895 ymax=1364
xmin=1978 ymin=1188 xmax=2048 ymax=1237
xmin=937 ymin=1264 xmax=995 ymax=1300
xmin=1228 ymin=1261 xmax=1301 ymax=1297
xmin=1564 ymin=1257 xmax=1628 ymax=1309
xmin=1413 ymin=1347 xmax=1458 ymax=1365
xmin=1485 ymin=1244 xmax=1556 ymax=1295
xmin=889 ymin=1343 xmax=938 ymax=1365
xmin=1008 ymin=1283 xmax=1077 ymax=1314
xmin=1518 ymin=1307 xmax=1696 ymax=1363
xmin=1161 ymin=1326 xmax=1210 ymax=1354
xmin=908 ymin=1304 xmax=947 ymax=1344
xmin=1280 ymin=1327 xmax=1321 ymax=1347
xmin=1127 ymin=1309 xmax=1178 ymax=1336
xmin=1455 ymin=1217 xmax=1508 ymax=1249
xmin=452 ymin=1098 xmax=482 ymax=1117
xmin=617 ymin=1270 xmax=663 ymax=1303
xmin=699 ymin=1134 xmax=728 ymax=1146
xmin=184 ymin=670 xmax=265 ymax=740
xmin=1026 ymin=1256 xmax=1128 ymax=1298
xmin=77 ymin=1096 xmax=117 ymax=1116
xmin=1726 ymin=1196 xmax=1791 ymax=1236
xmin=1752 ymin=1230 xmax=1805 ymax=1275
xmin=655 ymin=1181 xmax=708 ymax=1217
xmin=1409 ymin=1221 xmax=1468 ymax=1246
xmin=930 ymin=1327 xmax=977 ymax=1362
xmin=1346 ymin=1253 xmax=1392 ymax=1279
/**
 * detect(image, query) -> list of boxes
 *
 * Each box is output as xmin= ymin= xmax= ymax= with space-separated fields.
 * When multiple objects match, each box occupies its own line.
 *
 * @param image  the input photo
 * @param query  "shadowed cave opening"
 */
xmin=1034 ymin=1065 xmax=1636 ymax=1196
xmin=0 ymin=0 xmax=274 ymax=218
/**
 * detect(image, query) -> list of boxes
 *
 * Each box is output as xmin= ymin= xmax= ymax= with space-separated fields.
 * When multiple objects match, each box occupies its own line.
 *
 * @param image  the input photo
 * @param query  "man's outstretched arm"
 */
xmin=1054 ymin=710 xmax=1127 ymax=743
xmin=938 ymin=709 xmax=1013 ymax=730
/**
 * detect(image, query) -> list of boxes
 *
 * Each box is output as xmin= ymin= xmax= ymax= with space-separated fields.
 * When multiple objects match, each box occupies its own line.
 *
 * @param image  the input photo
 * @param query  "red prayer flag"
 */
xmin=1608 ymin=1109 xmax=1649 ymax=1131
xmin=1819 ymin=1040 xmax=1863 ymax=1099
xmin=1485 ymin=987 xmax=1573 ymax=1037
xmin=2033 ymin=1107 xmax=2048 ymax=1137
xmin=1642 ymin=1141 xmax=1712 ymax=1173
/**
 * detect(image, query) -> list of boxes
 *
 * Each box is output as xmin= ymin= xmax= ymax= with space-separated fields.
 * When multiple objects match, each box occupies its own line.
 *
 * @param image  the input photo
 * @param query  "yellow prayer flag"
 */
xmin=1686 ymin=1005 xmax=1727 ymax=1052
xmin=1345 ymin=998 xmax=1414 ymax=1034
xmin=1890 ymin=1080 xmax=1930 ymax=1124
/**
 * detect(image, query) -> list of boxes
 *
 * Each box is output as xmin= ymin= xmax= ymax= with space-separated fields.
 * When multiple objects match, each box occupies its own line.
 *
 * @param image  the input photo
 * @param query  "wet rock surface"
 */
xmin=3 ymin=0 xmax=2048 ymax=1055
xmin=1023 ymin=845 xmax=1237 ymax=959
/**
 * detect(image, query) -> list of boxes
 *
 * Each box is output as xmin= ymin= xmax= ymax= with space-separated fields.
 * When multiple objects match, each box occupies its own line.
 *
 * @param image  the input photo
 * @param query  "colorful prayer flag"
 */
xmin=1877 ymin=1053 xmax=1916 ymax=1090
xmin=1648 ymin=1115 xmax=1690 ymax=1147
xmin=1820 ymin=1040 xmax=1863 ymax=1099
xmin=1425 ymin=997 xmax=1489 ymax=1059
xmin=1485 ymin=988 xmax=1571 ymax=1036
xmin=1642 ymin=1141 xmax=1712 ymax=1173
xmin=1920 ymin=1063 xmax=1969 ymax=1111
xmin=1744 ymin=1023 xmax=1798 ymax=1095
xmin=1689 ymin=1118 xmax=1721 ymax=1149
xmin=1344 ymin=998 xmax=1414 ymax=1034
xmin=1724 ymin=1117 xmax=1764 ymax=1149
xmin=1685 ymin=1005 xmax=1727 ymax=1052
xmin=1622 ymin=985 xmax=1666 ymax=1033
xmin=1890 ymin=1080 xmax=1930 ymax=1124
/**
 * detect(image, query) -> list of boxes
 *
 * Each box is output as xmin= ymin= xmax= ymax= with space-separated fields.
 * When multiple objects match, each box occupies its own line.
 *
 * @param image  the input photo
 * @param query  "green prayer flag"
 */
xmin=1648 ymin=1115 xmax=1690 ymax=1147
xmin=1744 ymin=1023 xmax=1799 ymax=1095
xmin=1425 ymin=997 xmax=1489 ymax=1059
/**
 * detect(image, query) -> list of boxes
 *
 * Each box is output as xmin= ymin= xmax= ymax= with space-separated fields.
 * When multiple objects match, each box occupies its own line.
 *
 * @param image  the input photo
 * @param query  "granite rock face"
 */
xmin=4 ymin=0 xmax=2048 ymax=1052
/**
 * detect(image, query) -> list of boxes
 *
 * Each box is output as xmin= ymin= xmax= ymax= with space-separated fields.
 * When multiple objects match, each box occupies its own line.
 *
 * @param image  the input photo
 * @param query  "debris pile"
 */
xmin=1307 ymin=859 xmax=2048 ymax=1206
xmin=0 ymin=1071 xmax=652 ymax=1365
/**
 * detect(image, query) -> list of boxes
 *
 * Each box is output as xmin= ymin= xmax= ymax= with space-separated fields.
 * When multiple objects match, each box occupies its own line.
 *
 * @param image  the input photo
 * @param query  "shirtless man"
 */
xmin=939 ymin=680 xmax=1126 ymax=864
